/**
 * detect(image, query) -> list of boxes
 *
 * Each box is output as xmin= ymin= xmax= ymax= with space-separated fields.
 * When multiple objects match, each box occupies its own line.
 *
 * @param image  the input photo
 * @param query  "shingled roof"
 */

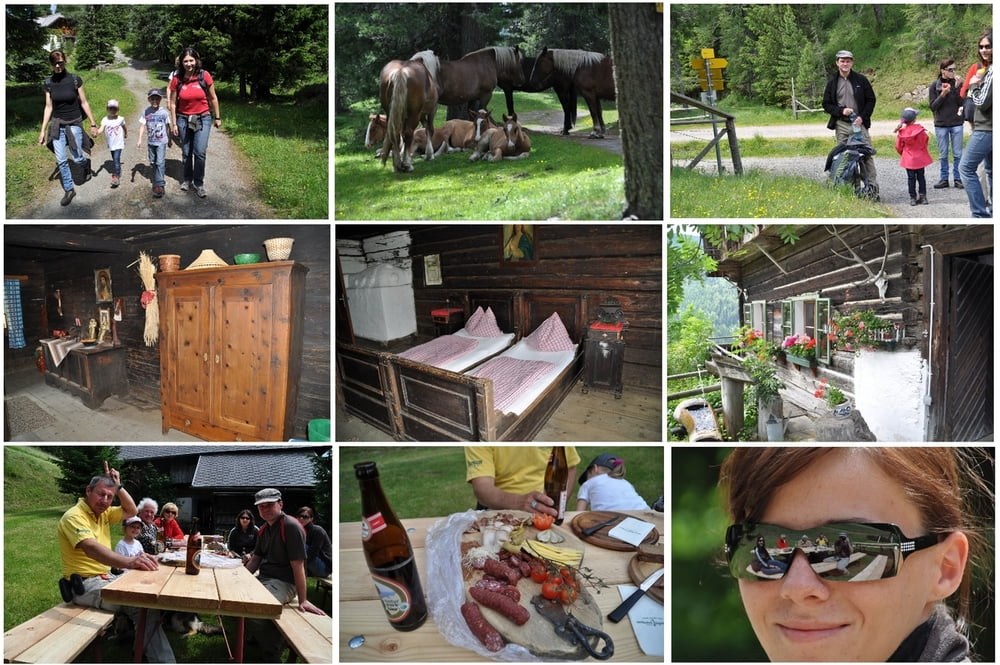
xmin=192 ymin=451 xmax=317 ymax=489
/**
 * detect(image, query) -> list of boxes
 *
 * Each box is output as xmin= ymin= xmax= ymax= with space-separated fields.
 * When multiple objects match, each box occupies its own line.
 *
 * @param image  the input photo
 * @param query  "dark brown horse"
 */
xmin=410 ymin=47 xmax=523 ymax=113
xmin=378 ymin=59 xmax=438 ymax=172
xmin=500 ymin=54 xmax=577 ymax=131
xmin=529 ymin=48 xmax=615 ymax=138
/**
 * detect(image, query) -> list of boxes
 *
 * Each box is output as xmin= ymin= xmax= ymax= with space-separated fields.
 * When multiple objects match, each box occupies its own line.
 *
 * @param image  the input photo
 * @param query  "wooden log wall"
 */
xmin=4 ymin=225 xmax=330 ymax=439
xmin=2 ymin=264 xmax=45 ymax=370
xmin=405 ymin=225 xmax=662 ymax=392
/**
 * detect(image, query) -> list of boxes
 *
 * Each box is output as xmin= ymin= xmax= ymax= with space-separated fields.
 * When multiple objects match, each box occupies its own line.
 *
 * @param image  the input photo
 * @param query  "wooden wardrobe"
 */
xmin=156 ymin=262 xmax=308 ymax=441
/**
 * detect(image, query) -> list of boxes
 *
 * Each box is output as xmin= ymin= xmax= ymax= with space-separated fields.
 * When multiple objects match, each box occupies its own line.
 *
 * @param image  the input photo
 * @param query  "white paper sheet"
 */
xmin=607 ymin=517 xmax=656 ymax=547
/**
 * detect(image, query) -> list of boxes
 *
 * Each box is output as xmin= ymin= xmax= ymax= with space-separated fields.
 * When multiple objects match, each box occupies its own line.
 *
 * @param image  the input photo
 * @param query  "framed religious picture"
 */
xmin=94 ymin=268 xmax=112 ymax=303
xmin=424 ymin=254 xmax=443 ymax=286
xmin=99 ymin=307 xmax=111 ymax=332
xmin=500 ymin=225 xmax=536 ymax=264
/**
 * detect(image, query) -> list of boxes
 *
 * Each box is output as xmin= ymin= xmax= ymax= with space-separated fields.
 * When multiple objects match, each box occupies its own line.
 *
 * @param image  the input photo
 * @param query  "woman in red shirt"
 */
xmin=154 ymin=502 xmax=187 ymax=547
xmin=167 ymin=47 xmax=221 ymax=198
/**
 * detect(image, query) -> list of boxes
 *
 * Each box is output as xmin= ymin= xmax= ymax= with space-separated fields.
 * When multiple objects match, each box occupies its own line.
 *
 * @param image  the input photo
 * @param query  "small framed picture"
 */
xmin=95 ymin=268 xmax=112 ymax=303
xmin=500 ymin=225 xmax=536 ymax=264
xmin=424 ymin=254 xmax=442 ymax=286
xmin=99 ymin=307 xmax=111 ymax=332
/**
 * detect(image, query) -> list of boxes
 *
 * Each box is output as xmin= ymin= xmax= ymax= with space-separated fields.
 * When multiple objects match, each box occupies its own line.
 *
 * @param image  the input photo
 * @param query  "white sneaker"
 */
xmin=180 ymin=181 xmax=191 ymax=191
xmin=196 ymin=186 xmax=207 ymax=198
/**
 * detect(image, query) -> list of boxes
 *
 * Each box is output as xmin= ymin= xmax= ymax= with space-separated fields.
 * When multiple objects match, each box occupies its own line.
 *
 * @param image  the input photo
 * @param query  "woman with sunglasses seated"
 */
xmin=752 ymin=536 xmax=789 ymax=577
xmin=720 ymin=448 xmax=992 ymax=661
xmin=153 ymin=502 xmax=187 ymax=548
xmin=227 ymin=509 xmax=259 ymax=564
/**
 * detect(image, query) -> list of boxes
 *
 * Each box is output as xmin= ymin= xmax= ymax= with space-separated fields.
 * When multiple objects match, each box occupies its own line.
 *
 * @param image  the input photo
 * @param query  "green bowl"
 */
xmin=234 ymin=253 xmax=261 ymax=264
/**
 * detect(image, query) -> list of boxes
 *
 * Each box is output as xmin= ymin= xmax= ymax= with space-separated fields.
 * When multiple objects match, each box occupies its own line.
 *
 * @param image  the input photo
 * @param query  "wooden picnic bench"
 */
xmin=274 ymin=605 xmax=333 ymax=663
xmin=3 ymin=602 xmax=115 ymax=664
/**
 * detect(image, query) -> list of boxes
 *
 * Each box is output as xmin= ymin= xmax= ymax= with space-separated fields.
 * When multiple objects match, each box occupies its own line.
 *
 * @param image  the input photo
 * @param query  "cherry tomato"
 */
xmin=560 ymin=569 xmax=579 ymax=590
xmin=558 ymin=585 xmax=578 ymax=606
xmin=533 ymin=513 xmax=554 ymax=530
xmin=541 ymin=579 xmax=563 ymax=600
xmin=531 ymin=564 xmax=548 ymax=583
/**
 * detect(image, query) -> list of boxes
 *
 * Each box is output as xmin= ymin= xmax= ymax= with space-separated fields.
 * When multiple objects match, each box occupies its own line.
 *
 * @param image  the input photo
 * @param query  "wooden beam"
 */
xmin=3 ymin=228 xmax=131 ymax=254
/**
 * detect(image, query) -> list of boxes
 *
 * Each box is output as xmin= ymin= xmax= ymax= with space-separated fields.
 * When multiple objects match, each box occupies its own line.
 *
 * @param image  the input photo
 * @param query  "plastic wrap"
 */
xmin=425 ymin=510 xmax=547 ymax=662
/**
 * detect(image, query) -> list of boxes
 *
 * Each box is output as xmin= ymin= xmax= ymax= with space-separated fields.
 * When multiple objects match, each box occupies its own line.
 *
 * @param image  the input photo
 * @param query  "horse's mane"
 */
xmin=410 ymin=50 xmax=440 ymax=84
xmin=487 ymin=46 xmax=522 ymax=81
xmin=550 ymin=49 xmax=605 ymax=76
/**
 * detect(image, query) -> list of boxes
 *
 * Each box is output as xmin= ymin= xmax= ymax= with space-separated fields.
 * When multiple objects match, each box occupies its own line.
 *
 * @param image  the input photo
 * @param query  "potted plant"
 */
xmin=814 ymin=379 xmax=852 ymax=419
xmin=831 ymin=310 xmax=894 ymax=355
xmin=782 ymin=334 xmax=818 ymax=375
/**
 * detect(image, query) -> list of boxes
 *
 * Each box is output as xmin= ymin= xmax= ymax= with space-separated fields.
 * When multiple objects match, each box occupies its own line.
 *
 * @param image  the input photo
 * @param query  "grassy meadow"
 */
xmin=335 ymin=92 xmax=624 ymax=220
xmin=338 ymin=446 xmax=664 ymax=523
xmin=3 ymin=446 xmax=328 ymax=662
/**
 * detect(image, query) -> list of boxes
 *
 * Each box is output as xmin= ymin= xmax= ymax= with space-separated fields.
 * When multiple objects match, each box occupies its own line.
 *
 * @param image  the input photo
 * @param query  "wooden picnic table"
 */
xmin=339 ymin=509 xmax=664 ymax=661
xmin=101 ymin=561 xmax=282 ymax=663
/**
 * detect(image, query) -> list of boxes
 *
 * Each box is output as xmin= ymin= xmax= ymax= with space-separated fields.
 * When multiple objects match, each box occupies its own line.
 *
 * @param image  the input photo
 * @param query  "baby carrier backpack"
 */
xmin=826 ymin=136 xmax=879 ymax=200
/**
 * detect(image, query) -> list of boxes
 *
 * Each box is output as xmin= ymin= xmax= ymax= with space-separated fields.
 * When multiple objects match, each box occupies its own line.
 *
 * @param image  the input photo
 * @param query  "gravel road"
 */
xmin=19 ymin=48 xmax=274 ymax=219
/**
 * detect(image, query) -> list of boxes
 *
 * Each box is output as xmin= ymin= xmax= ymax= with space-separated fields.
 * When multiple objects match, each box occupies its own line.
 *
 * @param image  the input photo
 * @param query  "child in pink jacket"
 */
xmin=894 ymin=107 xmax=934 ymax=205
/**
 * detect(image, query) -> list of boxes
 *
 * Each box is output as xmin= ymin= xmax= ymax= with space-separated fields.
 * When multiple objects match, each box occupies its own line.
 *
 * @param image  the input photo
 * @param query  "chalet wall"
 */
xmin=4 ymin=225 xmax=331 ymax=439
xmin=398 ymin=224 xmax=663 ymax=391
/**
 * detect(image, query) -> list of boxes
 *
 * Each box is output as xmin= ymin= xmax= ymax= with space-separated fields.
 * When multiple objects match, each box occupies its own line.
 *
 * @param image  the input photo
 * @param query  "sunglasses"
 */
xmin=297 ymin=514 xmax=311 ymax=519
xmin=164 ymin=510 xmax=176 ymax=515
xmin=979 ymin=44 xmax=992 ymax=50
xmin=944 ymin=67 xmax=956 ymax=71
xmin=239 ymin=516 xmax=251 ymax=520
xmin=725 ymin=522 xmax=943 ymax=582
xmin=53 ymin=61 xmax=66 ymax=67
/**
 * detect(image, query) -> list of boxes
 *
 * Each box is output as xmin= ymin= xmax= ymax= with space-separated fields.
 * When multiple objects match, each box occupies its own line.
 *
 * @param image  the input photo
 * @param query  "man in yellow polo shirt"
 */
xmin=57 ymin=461 xmax=175 ymax=662
xmin=465 ymin=447 xmax=580 ymax=516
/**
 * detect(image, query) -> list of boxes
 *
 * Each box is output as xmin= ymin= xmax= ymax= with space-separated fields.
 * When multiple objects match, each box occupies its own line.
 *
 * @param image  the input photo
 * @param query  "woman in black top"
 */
xmin=37 ymin=50 xmax=98 ymax=206
xmin=227 ymin=509 xmax=259 ymax=562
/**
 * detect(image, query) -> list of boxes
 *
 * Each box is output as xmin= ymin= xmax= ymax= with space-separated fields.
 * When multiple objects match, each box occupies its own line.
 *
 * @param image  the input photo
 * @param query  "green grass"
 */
xmin=670 ymin=166 xmax=893 ymax=218
xmin=338 ymin=446 xmax=664 ymax=523
xmin=3 ymin=446 xmax=328 ymax=662
xmin=335 ymin=92 xmax=624 ymax=220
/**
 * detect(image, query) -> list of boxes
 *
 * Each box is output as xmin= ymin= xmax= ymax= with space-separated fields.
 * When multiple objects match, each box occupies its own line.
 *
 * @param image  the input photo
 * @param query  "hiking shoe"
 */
xmin=111 ymin=175 xmax=119 ymax=188
xmin=921 ymin=195 xmax=929 ymax=205
xmin=61 ymin=189 xmax=76 ymax=206
xmin=954 ymin=180 xmax=964 ymax=189
xmin=933 ymin=180 xmax=949 ymax=189
xmin=910 ymin=197 xmax=918 ymax=206
xmin=153 ymin=186 xmax=164 ymax=198
xmin=196 ymin=186 xmax=207 ymax=198
xmin=180 ymin=181 xmax=191 ymax=192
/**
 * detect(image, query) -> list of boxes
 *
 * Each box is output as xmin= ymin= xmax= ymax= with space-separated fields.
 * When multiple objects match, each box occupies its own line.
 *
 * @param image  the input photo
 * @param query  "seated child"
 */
xmin=115 ymin=516 xmax=145 ymax=565
xmin=575 ymin=453 xmax=650 ymax=511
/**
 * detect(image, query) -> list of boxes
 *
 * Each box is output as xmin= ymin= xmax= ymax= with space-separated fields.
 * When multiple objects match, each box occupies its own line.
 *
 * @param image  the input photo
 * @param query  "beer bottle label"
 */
xmin=371 ymin=566 xmax=415 ymax=622
xmin=361 ymin=512 xmax=387 ymax=542
xmin=557 ymin=490 xmax=567 ymax=518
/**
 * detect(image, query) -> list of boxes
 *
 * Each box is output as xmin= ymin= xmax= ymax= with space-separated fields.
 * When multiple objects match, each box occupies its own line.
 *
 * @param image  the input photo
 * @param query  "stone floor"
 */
xmin=4 ymin=367 xmax=201 ymax=442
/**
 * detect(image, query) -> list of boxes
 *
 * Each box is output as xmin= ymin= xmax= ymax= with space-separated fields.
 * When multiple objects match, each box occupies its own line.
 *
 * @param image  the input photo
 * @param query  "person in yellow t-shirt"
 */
xmin=57 ymin=461 xmax=175 ymax=662
xmin=465 ymin=447 xmax=580 ymax=517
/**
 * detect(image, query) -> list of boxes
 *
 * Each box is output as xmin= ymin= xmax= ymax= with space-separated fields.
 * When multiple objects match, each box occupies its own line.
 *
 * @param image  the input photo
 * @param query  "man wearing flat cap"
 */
xmin=245 ymin=488 xmax=325 ymax=660
xmin=822 ymin=49 xmax=879 ymax=195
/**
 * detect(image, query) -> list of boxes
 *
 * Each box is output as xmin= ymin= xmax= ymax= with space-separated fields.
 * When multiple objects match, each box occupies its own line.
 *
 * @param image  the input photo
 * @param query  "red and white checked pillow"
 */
xmin=466 ymin=306 xmax=504 ymax=337
xmin=524 ymin=312 xmax=575 ymax=352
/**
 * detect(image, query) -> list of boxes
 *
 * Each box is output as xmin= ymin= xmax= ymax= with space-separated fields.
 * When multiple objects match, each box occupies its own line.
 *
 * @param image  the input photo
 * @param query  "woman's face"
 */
xmin=139 ymin=505 xmax=157 ymax=524
xmin=737 ymin=449 xmax=949 ymax=661
xmin=162 ymin=508 xmax=176 ymax=523
xmin=980 ymin=39 xmax=992 ymax=65
xmin=182 ymin=55 xmax=197 ymax=72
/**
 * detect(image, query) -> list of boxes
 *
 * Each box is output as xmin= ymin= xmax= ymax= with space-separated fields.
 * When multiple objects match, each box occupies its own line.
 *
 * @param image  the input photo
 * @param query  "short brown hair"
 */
xmin=939 ymin=58 xmax=955 ymax=70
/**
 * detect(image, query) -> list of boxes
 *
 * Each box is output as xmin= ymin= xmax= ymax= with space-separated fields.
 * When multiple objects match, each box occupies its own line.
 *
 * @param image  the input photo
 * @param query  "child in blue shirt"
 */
xmin=137 ymin=89 xmax=170 ymax=198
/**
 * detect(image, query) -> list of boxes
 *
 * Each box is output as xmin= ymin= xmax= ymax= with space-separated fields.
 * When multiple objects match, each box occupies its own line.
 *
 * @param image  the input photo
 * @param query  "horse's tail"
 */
xmin=382 ymin=68 xmax=409 ymax=169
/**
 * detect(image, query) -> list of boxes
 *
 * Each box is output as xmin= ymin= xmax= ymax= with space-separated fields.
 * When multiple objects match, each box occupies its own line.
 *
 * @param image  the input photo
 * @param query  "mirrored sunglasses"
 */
xmin=725 ymin=522 xmax=943 ymax=582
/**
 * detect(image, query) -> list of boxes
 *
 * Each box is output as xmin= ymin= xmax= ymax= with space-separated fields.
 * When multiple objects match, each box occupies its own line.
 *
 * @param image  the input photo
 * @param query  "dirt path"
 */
xmin=516 ymin=109 xmax=623 ymax=156
xmin=22 ymin=48 xmax=274 ymax=219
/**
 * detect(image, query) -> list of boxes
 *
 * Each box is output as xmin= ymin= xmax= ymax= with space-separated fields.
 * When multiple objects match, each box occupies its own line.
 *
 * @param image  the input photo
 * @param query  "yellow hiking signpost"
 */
xmin=690 ymin=49 xmax=728 ymax=91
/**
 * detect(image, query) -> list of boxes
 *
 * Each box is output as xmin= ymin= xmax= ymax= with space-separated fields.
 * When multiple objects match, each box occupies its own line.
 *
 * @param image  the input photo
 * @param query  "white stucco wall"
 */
xmin=853 ymin=349 xmax=926 ymax=441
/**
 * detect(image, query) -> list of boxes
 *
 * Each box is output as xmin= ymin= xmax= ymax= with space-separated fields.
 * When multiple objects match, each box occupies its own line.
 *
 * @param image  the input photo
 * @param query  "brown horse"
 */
xmin=410 ymin=47 xmax=523 ymax=112
xmin=529 ymin=48 xmax=615 ymax=138
xmin=378 ymin=58 xmax=438 ymax=172
xmin=366 ymin=108 xmax=497 ymax=157
xmin=468 ymin=113 xmax=531 ymax=162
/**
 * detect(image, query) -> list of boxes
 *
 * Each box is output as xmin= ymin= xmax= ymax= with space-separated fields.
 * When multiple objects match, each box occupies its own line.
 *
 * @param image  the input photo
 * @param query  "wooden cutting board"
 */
xmin=626 ymin=555 xmax=664 ymax=604
xmin=461 ymin=511 xmax=605 ymax=659
xmin=569 ymin=511 xmax=660 ymax=551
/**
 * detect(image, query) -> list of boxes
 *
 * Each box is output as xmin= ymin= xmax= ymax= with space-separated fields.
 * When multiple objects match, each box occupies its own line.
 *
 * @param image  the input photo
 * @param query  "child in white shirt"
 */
xmin=115 ymin=516 xmax=145 ymax=566
xmin=575 ymin=453 xmax=650 ymax=511
xmin=98 ymin=99 xmax=127 ymax=188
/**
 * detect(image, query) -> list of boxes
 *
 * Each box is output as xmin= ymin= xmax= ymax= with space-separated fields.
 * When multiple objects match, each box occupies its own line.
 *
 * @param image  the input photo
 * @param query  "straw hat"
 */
xmin=185 ymin=249 xmax=228 ymax=270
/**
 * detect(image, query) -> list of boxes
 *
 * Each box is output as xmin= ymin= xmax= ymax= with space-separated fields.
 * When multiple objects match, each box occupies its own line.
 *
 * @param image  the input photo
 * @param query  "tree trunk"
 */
xmin=608 ymin=4 xmax=664 ymax=219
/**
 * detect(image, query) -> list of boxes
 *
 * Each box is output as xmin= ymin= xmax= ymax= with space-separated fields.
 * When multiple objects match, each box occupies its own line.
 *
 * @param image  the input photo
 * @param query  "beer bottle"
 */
xmin=185 ymin=517 xmax=201 ymax=575
xmin=355 ymin=461 xmax=427 ymax=631
xmin=543 ymin=447 xmax=569 ymax=525
xmin=156 ymin=526 xmax=166 ymax=553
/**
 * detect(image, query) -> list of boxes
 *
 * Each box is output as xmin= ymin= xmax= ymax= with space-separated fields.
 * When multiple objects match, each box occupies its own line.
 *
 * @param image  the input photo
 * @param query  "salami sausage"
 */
xmin=461 ymin=601 xmax=505 ymax=652
xmin=482 ymin=557 xmax=522 ymax=585
xmin=469 ymin=586 xmax=530 ymax=625
xmin=473 ymin=578 xmax=521 ymax=602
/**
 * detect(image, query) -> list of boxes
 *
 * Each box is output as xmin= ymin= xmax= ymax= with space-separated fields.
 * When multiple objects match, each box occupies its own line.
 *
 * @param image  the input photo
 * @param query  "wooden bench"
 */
xmin=3 ymin=602 xmax=115 ymax=663
xmin=274 ymin=606 xmax=333 ymax=663
xmin=315 ymin=576 xmax=332 ymax=610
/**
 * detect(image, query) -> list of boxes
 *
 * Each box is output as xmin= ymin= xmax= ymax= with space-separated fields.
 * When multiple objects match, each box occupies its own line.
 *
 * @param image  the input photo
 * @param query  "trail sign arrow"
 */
xmin=706 ymin=57 xmax=728 ymax=69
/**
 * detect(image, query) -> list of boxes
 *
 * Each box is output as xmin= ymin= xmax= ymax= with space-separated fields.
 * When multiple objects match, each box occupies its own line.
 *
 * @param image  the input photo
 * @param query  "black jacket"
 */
xmin=823 ymin=69 xmax=877 ymax=130
xmin=929 ymin=76 xmax=964 ymax=127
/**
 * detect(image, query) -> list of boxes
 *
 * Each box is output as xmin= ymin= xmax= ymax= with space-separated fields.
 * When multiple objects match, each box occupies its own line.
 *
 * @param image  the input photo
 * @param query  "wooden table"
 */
xmin=101 ymin=563 xmax=282 ymax=663
xmin=339 ymin=509 xmax=663 ymax=661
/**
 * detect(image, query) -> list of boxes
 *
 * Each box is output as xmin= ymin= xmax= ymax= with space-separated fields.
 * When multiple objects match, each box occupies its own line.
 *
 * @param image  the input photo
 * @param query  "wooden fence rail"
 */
xmin=670 ymin=91 xmax=743 ymax=175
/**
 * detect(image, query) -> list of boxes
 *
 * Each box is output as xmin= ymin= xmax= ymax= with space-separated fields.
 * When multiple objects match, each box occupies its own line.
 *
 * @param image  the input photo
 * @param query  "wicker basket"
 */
xmin=185 ymin=249 xmax=228 ymax=270
xmin=263 ymin=237 xmax=294 ymax=261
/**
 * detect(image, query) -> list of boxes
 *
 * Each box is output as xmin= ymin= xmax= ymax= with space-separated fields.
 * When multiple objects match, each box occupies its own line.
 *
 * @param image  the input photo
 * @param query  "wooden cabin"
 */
xmin=336 ymin=224 xmax=662 ymax=441
xmin=4 ymin=225 xmax=330 ymax=442
xmin=705 ymin=224 xmax=992 ymax=442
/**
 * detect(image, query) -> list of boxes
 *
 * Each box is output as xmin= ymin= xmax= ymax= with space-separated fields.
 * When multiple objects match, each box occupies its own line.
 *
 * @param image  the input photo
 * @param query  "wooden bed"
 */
xmin=336 ymin=291 xmax=588 ymax=441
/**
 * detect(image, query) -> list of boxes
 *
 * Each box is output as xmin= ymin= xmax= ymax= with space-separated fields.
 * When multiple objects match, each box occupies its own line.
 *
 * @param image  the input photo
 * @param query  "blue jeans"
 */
xmin=110 ymin=149 xmax=122 ymax=177
xmin=934 ymin=125 xmax=963 ymax=182
xmin=147 ymin=143 xmax=167 ymax=187
xmin=959 ymin=130 xmax=993 ymax=217
xmin=52 ymin=125 xmax=88 ymax=192
xmin=177 ymin=114 xmax=211 ymax=187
